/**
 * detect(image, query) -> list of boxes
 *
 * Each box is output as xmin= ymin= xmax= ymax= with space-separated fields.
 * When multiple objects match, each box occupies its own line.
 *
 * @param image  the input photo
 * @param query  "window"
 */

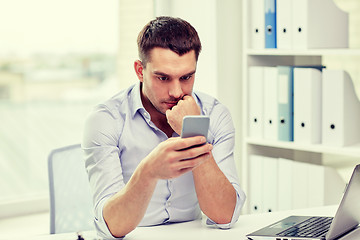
xmin=0 ymin=0 xmax=120 ymax=216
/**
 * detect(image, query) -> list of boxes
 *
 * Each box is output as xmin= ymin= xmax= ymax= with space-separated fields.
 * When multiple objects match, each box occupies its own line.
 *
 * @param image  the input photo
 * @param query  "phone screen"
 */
xmin=180 ymin=115 xmax=210 ymax=140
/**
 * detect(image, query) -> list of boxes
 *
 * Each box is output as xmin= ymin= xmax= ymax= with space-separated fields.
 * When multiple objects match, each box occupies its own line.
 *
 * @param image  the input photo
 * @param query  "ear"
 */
xmin=134 ymin=60 xmax=144 ymax=82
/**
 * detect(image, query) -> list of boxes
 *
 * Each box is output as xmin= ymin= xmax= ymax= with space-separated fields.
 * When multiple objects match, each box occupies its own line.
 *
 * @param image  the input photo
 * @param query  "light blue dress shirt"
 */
xmin=82 ymin=83 xmax=246 ymax=239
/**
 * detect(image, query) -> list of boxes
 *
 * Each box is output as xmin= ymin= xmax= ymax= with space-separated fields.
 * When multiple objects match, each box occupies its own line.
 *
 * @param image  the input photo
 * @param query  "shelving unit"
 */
xmin=246 ymin=138 xmax=360 ymax=158
xmin=246 ymin=48 xmax=360 ymax=56
xmin=241 ymin=0 xmax=360 ymax=214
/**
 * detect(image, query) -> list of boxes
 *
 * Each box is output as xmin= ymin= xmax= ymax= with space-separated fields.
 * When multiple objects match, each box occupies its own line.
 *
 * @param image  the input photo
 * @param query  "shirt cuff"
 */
xmin=205 ymin=189 xmax=246 ymax=229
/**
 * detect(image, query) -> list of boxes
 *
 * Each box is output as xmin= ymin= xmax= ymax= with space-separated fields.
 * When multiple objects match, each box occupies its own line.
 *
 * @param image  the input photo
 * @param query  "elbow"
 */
xmin=103 ymin=205 xmax=138 ymax=238
xmin=212 ymin=214 xmax=233 ymax=225
xmin=106 ymin=219 xmax=137 ymax=238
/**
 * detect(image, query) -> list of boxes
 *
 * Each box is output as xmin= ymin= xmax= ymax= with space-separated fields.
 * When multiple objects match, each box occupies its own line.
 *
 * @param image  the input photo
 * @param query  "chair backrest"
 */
xmin=48 ymin=144 xmax=94 ymax=234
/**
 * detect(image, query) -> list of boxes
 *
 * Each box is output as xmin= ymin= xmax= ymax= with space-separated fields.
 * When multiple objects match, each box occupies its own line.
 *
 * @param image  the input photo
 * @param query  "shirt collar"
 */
xmin=129 ymin=82 xmax=147 ymax=118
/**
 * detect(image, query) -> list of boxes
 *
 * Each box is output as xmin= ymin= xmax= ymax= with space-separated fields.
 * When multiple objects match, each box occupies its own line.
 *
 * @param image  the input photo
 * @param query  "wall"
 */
xmin=154 ymin=0 xmax=219 ymax=98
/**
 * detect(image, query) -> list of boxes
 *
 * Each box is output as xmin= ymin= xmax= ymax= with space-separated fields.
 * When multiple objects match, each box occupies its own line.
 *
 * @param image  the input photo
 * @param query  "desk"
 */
xmin=15 ymin=205 xmax=360 ymax=240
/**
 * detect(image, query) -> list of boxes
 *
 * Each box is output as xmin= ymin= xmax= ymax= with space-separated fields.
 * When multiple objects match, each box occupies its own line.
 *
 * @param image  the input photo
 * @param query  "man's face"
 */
xmin=140 ymin=47 xmax=197 ymax=116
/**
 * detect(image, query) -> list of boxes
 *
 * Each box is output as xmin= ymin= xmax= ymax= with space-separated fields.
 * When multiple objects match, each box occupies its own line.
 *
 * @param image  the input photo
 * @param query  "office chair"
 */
xmin=48 ymin=144 xmax=95 ymax=234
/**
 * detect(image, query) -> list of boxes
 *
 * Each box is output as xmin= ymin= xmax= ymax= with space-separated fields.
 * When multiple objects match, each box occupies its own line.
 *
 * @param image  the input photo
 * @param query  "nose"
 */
xmin=168 ymin=80 xmax=183 ymax=99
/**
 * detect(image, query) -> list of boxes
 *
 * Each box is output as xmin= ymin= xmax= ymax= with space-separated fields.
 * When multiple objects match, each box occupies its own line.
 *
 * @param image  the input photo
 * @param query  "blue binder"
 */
xmin=277 ymin=66 xmax=293 ymax=141
xmin=265 ymin=0 xmax=277 ymax=48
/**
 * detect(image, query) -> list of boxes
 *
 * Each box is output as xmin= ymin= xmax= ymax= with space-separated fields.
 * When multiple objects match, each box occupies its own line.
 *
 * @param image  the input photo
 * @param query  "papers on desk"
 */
xmin=248 ymin=156 xmax=345 ymax=213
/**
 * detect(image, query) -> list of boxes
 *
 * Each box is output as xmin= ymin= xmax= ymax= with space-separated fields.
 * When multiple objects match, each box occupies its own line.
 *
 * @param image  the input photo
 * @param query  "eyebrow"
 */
xmin=153 ymin=70 xmax=196 ymax=78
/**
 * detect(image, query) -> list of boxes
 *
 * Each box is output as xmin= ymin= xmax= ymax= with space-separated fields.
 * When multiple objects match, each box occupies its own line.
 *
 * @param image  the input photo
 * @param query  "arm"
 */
xmin=192 ymin=154 xmax=236 ymax=224
xmin=103 ymin=137 xmax=212 ymax=238
xmin=166 ymin=95 xmax=245 ymax=226
xmin=83 ymin=106 xmax=213 ymax=238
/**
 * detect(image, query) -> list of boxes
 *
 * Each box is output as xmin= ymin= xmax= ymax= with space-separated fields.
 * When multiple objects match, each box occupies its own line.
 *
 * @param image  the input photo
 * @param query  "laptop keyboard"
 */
xmin=277 ymin=216 xmax=333 ymax=239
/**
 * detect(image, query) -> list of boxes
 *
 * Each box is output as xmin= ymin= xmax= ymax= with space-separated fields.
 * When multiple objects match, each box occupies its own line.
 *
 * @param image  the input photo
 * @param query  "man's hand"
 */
xmin=143 ymin=136 xmax=212 ymax=180
xmin=166 ymin=95 xmax=201 ymax=135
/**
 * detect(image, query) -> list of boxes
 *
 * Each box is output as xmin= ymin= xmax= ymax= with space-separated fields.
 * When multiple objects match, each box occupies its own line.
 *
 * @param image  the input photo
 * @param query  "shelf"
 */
xmin=246 ymin=138 xmax=360 ymax=158
xmin=245 ymin=48 xmax=360 ymax=57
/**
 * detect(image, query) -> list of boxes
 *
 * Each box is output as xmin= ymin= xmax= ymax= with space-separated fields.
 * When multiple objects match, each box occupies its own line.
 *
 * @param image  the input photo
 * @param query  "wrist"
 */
xmin=138 ymin=157 xmax=159 ymax=183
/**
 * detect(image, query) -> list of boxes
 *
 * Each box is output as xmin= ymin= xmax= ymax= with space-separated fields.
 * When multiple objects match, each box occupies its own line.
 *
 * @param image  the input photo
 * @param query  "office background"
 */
xmin=0 ymin=0 xmax=359 ymax=236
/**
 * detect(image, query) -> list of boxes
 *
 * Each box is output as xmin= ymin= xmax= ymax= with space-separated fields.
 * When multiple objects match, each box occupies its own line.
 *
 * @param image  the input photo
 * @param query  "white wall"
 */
xmin=154 ymin=0 xmax=219 ymax=98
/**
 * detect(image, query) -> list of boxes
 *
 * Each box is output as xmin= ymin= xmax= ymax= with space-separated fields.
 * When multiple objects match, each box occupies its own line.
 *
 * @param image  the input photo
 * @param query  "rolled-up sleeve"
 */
xmin=82 ymin=106 xmax=125 ymax=239
xmin=204 ymin=102 xmax=246 ymax=229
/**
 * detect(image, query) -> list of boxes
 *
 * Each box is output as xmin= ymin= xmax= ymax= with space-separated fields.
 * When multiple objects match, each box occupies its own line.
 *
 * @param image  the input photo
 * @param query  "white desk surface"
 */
xmin=8 ymin=205 xmax=360 ymax=240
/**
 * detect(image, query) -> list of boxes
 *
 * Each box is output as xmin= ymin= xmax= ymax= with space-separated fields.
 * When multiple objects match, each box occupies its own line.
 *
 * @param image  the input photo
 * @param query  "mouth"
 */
xmin=164 ymin=101 xmax=178 ymax=109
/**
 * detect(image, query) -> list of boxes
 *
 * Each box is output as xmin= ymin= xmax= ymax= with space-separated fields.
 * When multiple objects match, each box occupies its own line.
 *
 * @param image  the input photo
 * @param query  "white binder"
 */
xmin=249 ymin=155 xmax=264 ymax=213
xmin=262 ymin=156 xmax=278 ymax=213
xmin=248 ymin=66 xmax=264 ymax=139
xmin=263 ymin=67 xmax=278 ymax=140
xmin=322 ymin=166 xmax=345 ymax=206
xmin=276 ymin=0 xmax=292 ymax=49
xmin=250 ymin=0 xmax=265 ymax=49
xmin=294 ymin=67 xmax=322 ymax=144
xmin=322 ymin=70 xmax=360 ymax=147
xmin=292 ymin=161 xmax=309 ymax=209
xmin=277 ymin=158 xmax=293 ymax=211
xmin=277 ymin=66 xmax=294 ymax=141
xmin=292 ymin=0 xmax=348 ymax=49
xmin=307 ymin=164 xmax=344 ymax=208
xmin=307 ymin=164 xmax=325 ymax=208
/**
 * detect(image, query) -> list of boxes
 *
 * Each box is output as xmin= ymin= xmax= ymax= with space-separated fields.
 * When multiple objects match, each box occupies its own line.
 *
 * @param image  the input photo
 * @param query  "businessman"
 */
xmin=82 ymin=16 xmax=245 ymax=239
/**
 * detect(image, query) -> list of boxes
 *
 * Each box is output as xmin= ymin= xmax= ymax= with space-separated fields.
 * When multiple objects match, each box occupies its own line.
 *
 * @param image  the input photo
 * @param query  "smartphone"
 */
xmin=180 ymin=115 xmax=210 ymax=140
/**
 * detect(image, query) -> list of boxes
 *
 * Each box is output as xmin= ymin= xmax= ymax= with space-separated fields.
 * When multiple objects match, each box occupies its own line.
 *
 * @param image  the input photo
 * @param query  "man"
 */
xmin=82 ymin=16 xmax=245 ymax=239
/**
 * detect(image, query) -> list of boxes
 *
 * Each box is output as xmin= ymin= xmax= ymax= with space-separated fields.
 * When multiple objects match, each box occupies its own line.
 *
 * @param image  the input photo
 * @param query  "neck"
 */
xmin=140 ymin=85 xmax=174 ymax=137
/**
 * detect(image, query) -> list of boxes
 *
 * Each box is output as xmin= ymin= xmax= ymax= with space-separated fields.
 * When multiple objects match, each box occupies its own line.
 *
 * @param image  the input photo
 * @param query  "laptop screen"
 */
xmin=326 ymin=164 xmax=360 ymax=240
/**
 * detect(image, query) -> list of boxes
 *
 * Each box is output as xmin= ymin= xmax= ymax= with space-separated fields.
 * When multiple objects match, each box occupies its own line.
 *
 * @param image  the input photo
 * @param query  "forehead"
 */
xmin=147 ymin=47 xmax=197 ymax=75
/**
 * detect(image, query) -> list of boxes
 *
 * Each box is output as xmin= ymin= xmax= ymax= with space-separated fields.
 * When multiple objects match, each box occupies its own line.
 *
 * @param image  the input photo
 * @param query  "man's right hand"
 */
xmin=142 ymin=136 xmax=213 ymax=180
xmin=103 ymin=136 xmax=212 ymax=238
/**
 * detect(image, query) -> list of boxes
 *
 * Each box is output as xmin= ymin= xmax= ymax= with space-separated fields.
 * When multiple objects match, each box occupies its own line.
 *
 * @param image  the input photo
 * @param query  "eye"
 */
xmin=158 ymin=76 xmax=169 ymax=81
xmin=180 ymin=75 xmax=192 ymax=81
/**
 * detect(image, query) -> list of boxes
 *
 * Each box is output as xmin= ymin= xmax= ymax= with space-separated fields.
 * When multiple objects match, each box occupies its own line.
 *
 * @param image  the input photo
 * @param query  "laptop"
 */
xmin=247 ymin=164 xmax=360 ymax=240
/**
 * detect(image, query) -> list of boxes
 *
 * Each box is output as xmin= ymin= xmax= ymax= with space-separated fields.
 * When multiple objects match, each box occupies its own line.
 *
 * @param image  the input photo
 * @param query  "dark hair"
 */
xmin=137 ymin=16 xmax=202 ymax=67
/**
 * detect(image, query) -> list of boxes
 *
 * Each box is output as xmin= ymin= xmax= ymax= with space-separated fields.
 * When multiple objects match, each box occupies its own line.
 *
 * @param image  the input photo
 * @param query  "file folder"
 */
xmin=307 ymin=164 xmax=325 ymax=208
xmin=292 ymin=0 xmax=348 ymax=49
xmin=263 ymin=67 xmax=278 ymax=140
xmin=250 ymin=0 xmax=265 ymax=49
xmin=277 ymin=158 xmax=293 ymax=211
xmin=262 ymin=156 xmax=278 ymax=213
xmin=293 ymin=67 xmax=322 ymax=144
xmin=265 ymin=0 xmax=277 ymax=48
xmin=276 ymin=0 xmax=292 ymax=49
xmin=307 ymin=163 xmax=344 ymax=208
xmin=248 ymin=66 xmax=264 ymax=139
xmin=292 ymin=161 xmax=309 ymax=209
xmin=277 ymin=66 xmax=293 ymax=141
xmin=322 ymin=70 xmax=360 ymax=147
xmin=249 ymin=155 xmax=264 ymax=213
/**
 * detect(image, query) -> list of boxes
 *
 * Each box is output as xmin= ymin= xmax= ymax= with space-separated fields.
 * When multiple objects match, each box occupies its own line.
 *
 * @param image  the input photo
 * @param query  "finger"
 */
xmin=176 ymin=152 xmax=210 ymax=169
xmin=173 ymin=136 xmax=207 ymax=151
xmin=174 ymin=144 xmax=212 ymax=164
xmin=182 ymin=95 xmax=193 ymax=101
